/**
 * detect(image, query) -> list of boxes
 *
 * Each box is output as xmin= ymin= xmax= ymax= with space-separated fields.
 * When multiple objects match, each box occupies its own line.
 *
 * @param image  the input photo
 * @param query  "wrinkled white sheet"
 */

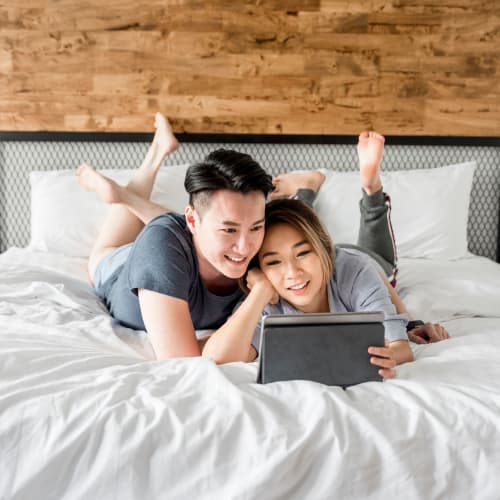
xmin=397 ymin=255 xmax=500 ymax=322
xmin=1 ymin=249 xmax=500 ymax=500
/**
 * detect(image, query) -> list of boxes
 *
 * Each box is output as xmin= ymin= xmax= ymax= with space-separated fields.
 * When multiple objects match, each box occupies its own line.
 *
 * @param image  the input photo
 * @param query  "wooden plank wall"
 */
xmin=0 ymin=0 xmax=499 ymax=136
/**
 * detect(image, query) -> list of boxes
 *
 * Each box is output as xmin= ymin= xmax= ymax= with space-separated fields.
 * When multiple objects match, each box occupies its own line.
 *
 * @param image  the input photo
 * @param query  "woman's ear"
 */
xmin=185 ymin=205 xmax=198 ymax=234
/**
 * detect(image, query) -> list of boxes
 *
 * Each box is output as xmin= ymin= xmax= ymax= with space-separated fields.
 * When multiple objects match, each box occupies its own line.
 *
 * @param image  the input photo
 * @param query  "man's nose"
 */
xmin=234 ymin=234 xmax=250 ymax=254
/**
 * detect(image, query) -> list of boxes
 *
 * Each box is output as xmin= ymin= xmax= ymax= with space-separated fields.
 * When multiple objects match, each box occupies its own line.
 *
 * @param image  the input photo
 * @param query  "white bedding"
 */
xmin=1 ymin=248 xmax=499 ymax=499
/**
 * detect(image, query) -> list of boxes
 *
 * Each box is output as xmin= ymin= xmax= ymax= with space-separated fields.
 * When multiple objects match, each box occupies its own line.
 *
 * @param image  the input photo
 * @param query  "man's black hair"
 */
xmin=184 ymin=149 xmax=273 ymax=211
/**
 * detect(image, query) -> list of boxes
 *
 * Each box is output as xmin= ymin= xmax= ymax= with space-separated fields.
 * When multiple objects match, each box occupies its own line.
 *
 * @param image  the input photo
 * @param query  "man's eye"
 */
xmin=251 ymin=225 xmax=264 ymax=232
xmin=222 ymin=228 xmax=236 ymax=234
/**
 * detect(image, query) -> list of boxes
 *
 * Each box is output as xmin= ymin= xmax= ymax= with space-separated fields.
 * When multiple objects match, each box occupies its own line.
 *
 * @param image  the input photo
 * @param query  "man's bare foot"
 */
xmin=77 ymin=164 xmax=123 ymax=204
xmin=357 ymin=131 xmax=384 ymax=195
xmin=270 ymin=171 xmax=325 ymax=200
xmin=141 ymin=112 xmax=180 ymax=173
xmin=154 ymin=112 xmax=179 ymax=156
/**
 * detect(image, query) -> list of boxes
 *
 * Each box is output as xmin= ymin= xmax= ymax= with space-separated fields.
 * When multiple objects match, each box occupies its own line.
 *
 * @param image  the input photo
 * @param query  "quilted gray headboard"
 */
xmin=0 ymin=134 xmax=499 ymax=261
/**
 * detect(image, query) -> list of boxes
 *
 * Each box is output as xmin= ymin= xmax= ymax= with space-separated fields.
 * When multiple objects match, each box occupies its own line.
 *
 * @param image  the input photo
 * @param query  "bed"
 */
xmin=0 ymin=134 xmax=499 ymax=499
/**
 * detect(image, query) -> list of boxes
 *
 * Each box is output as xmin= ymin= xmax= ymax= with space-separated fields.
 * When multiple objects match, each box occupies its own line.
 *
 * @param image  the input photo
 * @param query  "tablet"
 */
xmin=257 ymin=312 xmax=385 ymax=387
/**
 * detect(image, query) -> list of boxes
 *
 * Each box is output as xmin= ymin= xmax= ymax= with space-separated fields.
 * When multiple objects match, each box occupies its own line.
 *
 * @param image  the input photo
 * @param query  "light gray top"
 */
xmin=249 ymin=247 xmax=409 ymax=351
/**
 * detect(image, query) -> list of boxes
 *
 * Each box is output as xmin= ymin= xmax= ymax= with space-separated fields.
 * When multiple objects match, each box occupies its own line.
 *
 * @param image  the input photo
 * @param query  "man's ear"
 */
xmin=185 ymin=205 xmax=198 ymax=234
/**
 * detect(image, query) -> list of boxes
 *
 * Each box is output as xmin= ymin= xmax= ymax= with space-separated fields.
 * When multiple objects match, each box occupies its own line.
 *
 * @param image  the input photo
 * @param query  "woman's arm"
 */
xmin=379 ymin=273 xmax=409 ymax=315
xmin=201 ymin=269 xmax=277 ymax=364
xmin=367 ymin=345 xmax=397 ymax=379
xmin=346 ymin=257 xmax=413 ymax=365
xmin=386 ymin=339 xmax=413 ymax=365
xmin=379 ymin=273 xmax=450 ymax=344
xmin=367 ymin=340 xmax=413 ymax=378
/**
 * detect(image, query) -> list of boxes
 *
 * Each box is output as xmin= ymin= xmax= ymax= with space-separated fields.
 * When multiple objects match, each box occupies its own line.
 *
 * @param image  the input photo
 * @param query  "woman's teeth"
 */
xmin=288 ymin=282 xmax=308 ymax=290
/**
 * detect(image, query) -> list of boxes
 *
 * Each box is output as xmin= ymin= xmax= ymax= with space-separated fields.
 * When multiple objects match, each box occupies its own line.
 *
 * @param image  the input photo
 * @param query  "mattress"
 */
xmin=1 ymin=248 xmax=499 ymax=499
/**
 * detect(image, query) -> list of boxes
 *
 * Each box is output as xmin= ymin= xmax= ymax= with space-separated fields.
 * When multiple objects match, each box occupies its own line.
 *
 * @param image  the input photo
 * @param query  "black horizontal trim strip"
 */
xmin=0 ymin=131 xmax=499 ymax=147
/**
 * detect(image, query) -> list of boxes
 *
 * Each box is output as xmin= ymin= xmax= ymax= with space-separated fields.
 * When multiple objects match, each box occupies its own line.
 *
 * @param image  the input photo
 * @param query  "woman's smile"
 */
xmin=287 ymin=280 xmax=310 ymax=293
xmin=259 ymin=223 xmax=329 ymax=313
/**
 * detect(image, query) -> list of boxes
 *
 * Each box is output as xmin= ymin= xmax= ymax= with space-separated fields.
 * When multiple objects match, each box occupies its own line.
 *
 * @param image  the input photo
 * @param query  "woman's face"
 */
xmin=258 ymin=223 xmax=329 ymax=313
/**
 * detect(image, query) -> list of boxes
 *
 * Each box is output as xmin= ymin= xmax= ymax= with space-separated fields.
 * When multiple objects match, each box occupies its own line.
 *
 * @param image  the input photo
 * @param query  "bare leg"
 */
xmin=81 ymin=112 xmax=179 ymax=281
xmin=357 ymin=131 xmax=384 ymax=195
xmin=78 ymin=164 xmax=167 ymax=224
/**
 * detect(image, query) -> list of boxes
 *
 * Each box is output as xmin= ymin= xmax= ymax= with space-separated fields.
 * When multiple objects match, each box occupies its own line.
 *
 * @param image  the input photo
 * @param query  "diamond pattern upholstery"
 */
xmin=0 ymin=140 xmax=498 ymax=260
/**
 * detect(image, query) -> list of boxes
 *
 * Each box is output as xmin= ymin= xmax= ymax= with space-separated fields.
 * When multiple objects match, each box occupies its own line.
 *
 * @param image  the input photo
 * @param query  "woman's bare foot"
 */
xmin=270 ymin=170 xmax=325 ymax=200
xmin=357 ymin=131 xmax=384 ymax=195
xmin=77 ymin=164 xmax=123 ymax=204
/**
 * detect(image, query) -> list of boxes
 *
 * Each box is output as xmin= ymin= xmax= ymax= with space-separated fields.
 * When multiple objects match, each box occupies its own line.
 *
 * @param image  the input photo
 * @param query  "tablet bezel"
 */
xmin=257 ymin=311 xmax=385 ymax=386
xmin=262 ymin=311 xmax=385 ymax=329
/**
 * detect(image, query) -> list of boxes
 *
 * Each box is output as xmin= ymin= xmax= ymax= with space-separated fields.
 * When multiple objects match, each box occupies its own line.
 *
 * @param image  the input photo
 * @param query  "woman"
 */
xmin=221 ymin=198 xmax=414 ymax=379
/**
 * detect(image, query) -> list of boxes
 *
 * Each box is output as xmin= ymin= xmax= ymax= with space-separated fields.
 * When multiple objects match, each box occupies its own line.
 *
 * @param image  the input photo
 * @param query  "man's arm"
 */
xmin=139 ymin=273 xmax=273 ymax=364
xmin=138 ymin=289 xmax=201 ymax=359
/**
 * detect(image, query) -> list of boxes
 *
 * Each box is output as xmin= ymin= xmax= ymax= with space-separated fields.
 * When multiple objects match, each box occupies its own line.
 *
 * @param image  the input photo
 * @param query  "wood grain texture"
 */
xmin=0 ymin=0 xmax=498 ymax=135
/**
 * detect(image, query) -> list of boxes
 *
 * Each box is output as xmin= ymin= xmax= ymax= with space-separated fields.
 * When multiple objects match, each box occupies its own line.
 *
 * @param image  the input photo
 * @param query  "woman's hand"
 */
xmin=407 ymin=322 xmax=450 ymax=344
xmin=246 ymin=268 xmax=279 ymax=305
xmin=368 ymin=346 xmax=397 ymax=379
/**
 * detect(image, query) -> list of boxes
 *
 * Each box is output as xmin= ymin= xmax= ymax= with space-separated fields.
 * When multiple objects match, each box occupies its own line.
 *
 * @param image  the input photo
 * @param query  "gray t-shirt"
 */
xmin=249 ymin=247 xmax=409 ymax=351
xmin=99 ymin=213 xmax=243 ymax=331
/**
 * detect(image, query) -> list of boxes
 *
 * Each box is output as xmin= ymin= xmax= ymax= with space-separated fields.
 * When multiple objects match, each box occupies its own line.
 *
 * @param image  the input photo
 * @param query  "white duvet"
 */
xmin=1 ymin=248 xmax=499 ymax=500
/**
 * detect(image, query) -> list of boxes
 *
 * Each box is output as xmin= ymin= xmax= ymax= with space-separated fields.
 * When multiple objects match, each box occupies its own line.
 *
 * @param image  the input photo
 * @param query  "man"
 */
xmin=78 ymin=113 xmax=273 ymax=363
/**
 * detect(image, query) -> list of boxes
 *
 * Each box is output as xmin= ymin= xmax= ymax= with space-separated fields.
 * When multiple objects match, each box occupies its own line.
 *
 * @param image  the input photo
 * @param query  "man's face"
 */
xmin=186 ymin=190 xmax=266 ymax=280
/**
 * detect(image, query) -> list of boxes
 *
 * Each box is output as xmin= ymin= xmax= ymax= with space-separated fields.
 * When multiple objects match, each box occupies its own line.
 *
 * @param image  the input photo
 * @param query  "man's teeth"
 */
xmin=289 ymin=282 xmax=307 ymax=290
xmin=227 ymin=256 xmax=245 ymax=262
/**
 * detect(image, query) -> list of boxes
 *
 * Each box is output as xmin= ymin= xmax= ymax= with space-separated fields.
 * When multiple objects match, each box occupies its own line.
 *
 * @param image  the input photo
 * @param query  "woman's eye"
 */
xmin=264 ymin=260 xmax=280 ymax=267
xmin=297 ymin=250 xmax=311 ymax=257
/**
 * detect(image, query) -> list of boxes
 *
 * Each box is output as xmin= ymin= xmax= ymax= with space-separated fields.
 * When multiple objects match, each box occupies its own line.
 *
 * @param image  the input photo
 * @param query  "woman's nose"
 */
xmin=285 ymin=260 xmax=301 ymax=278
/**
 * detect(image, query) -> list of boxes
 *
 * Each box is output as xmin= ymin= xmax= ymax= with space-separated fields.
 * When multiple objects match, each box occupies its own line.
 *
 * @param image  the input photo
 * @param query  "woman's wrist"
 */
xmin=250 ymin=280 xmax=276 ymax=305
xmin=406 ymin=319 xmax=425 ymax=332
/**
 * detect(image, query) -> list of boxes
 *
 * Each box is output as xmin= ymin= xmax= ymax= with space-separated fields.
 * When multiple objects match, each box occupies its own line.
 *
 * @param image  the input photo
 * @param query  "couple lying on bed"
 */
xmin=77 ymin=113 xmax=448 ymax=379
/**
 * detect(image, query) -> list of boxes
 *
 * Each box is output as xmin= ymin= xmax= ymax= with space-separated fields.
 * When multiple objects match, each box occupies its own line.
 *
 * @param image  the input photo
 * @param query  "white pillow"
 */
xmin=30 ymin=165 xmax=190 ymax=258
xmin=30 ymin=161 xmax=476 ymax=260
xmin=314 ymin=161 xmax=476 ymax=259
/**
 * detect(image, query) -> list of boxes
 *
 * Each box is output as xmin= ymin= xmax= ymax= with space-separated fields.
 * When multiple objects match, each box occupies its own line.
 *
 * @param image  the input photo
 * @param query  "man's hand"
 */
xmin=407 ymin=322 xmax=450 ymax=344
xmin=368 ymin=346 xmax=397 ymax=379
